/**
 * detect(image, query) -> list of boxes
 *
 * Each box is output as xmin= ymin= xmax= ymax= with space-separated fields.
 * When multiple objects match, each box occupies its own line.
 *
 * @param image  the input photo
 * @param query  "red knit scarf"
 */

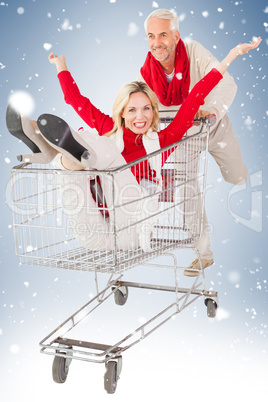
xmin=140 ymin=40 xmax=190 ymax=107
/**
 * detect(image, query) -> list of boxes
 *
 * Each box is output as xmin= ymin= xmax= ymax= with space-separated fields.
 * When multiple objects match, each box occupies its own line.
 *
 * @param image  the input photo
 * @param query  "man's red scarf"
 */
xmin=140 ymin=40 xmax=190 ymax=107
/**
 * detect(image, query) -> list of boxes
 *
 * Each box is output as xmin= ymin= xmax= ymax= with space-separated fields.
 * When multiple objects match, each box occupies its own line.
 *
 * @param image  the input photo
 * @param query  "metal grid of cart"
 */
xmin=10 ymin=116 xmax=218 ymax=394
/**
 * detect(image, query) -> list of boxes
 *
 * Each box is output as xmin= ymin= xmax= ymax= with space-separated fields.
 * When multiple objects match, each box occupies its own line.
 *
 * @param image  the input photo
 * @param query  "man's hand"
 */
xmin=193 ymin=110 xmax=211 ymax=125
xmin=48 ymin=52 xmax=68 ymax=73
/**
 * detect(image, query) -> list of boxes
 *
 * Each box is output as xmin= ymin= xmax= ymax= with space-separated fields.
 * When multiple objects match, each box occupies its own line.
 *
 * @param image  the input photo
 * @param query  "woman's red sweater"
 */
xmin=58 ymin=68 xmax=222 ymax=167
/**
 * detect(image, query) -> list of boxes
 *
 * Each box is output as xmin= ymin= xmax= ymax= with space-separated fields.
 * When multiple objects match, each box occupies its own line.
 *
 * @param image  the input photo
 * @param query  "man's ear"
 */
xmin=174 ymin=31 xmax=180 ymax=45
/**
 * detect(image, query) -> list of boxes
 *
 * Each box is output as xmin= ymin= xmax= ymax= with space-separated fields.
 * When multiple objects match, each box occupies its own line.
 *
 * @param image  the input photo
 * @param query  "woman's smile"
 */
xmin=122 ymin=92 xmax=154 ymax=135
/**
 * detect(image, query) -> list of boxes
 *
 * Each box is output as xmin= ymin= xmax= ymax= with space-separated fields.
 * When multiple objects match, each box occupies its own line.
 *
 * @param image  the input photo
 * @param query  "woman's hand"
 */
xmin=48 ymin=52 xmax=68 ymax=73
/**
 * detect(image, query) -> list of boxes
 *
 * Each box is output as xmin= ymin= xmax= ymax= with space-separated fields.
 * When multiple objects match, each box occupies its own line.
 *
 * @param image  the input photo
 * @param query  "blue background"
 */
xmin=0 ymin=0 xmax=267 ymax=401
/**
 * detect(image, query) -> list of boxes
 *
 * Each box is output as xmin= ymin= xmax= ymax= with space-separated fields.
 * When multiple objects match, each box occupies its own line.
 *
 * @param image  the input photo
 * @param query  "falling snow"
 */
xmin=127 ymin=22 xmax=139 ymax=36
xmin=8 ymin=91 xmax=35 ymax=115
xmin=10 ymin=344 xmax=20 ymax=354
xmin=0 ymin=2 xmax=267 ymax=400
xmin=202 ymin=11 xmax=209 ymax=18
xmin=176 ymin=72 xmax=183 ymax=80
xmin=17 ymin=7 xmax=24 ymax=15
xmin=43 ymin=43 xmax=52 ymax=51
xmin=61 ymin=19 xmax=75 ymax=31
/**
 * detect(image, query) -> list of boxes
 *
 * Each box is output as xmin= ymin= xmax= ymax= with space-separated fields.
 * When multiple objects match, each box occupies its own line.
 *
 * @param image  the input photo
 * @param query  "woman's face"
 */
xmin=121 ymin=92 xmax=154 ymax=135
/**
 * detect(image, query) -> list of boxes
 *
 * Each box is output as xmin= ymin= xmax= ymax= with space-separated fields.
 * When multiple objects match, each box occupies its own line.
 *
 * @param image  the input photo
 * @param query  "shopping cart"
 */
xmin=10 ymin=115 xmax=218 ymax=394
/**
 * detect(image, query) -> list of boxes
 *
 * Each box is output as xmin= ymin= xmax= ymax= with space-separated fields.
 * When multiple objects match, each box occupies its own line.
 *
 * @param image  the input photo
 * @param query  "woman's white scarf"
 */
xmin=110 ymin=128 xmax=162 ymax=191
xmin=110 ymin=128 xmax=162 ymax=252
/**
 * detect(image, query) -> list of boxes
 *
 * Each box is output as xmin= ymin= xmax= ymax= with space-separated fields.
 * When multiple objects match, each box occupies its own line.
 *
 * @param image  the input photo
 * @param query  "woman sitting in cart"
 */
xmin=7 ymin=37 xmax=261 ymax=252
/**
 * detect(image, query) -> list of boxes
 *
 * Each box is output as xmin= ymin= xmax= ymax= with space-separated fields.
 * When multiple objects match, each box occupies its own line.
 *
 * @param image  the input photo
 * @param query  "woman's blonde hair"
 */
xmin=107 ymin=81 xmax=159 ymax=136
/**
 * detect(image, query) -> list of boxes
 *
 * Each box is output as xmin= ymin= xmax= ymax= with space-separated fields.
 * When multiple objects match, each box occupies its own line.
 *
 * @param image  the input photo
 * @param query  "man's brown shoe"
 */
xmin=184 ymin=258 xmax=214 ymax=277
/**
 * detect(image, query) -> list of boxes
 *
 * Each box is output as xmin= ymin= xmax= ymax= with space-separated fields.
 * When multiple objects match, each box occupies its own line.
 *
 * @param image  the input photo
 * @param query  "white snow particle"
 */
xmin=17 ymin=7 xmax=24 ymax=15
xmin=152 ymin=1 xmax=159 ymax=8
xmin=8 ymin=91 xmax=35 ymax=116
xmin=217 ymin=142 xmax=227 ymax=149
xmin=39 ymin=118 xmax=47 ymax=126
xmin=127 ymin=22 xmax=139 ymax=36
xmin=176 ymin=72 xmax=183 ymax=80
xmin=0 ymin=62 xmax=6 ymax=69
xmin=47 ymin=12 xmax=52 ymax=18
xmin=264 ymin=7 xmax=268 ymax=13
xmin=43 ymin=43 xmax=52 ymax=51
xmin=228 ymin=271 xmax=241 ymax=284
xmin=10 ymin=344 xmax=20 ymax=354
xmin=178 ymin=13 xmax=186 ymax=22
xmin=244 ymin=116 xmax=253 ymax=131
xmin=26 ymin=245 xmax=34 ymax=253
xmin=61 ymin=19 xmax=73 ymax=31
xmin=216 ymin=308 xmax=230 ymax=322
xmin=202 ymin=11 xmax=209 ymax=18
xmin=183 ymin=36 xmax=192 ymax=44
xmin=219 ymin=22 xmax=225 ymax=30
xmin=139 ymin=316 xmax=147 ymax=324
xmin=110 ymin=0 xmax=116 ymax=2
xmin=4 ymin=157 xmax=11 ymax=164
xmin=217 ymin=8 xmax=223 ymax=12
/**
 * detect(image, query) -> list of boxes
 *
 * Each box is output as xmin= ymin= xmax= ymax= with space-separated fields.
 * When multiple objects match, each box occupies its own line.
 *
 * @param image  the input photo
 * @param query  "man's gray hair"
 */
xmin=144 ymin=9 xmax=179 ymax=33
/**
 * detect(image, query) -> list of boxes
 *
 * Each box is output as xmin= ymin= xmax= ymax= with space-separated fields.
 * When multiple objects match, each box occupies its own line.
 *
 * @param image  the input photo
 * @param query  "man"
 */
xmin=137 ymin=9 xmax=248 ymax=276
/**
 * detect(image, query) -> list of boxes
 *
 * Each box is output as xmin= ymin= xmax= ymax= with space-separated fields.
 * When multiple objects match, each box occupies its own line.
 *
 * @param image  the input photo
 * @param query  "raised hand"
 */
xmin=217 ymin=36 xmax=262 ymax=76
xmin=232 ymin=37 xmax=262 ymax=57
xmin=48 ymin=52 xmax=68 ymax=73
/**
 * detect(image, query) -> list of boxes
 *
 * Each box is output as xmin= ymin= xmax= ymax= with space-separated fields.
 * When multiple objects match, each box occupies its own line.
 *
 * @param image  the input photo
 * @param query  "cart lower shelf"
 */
xmin=40 ymin=259 xmax=218 ymax=394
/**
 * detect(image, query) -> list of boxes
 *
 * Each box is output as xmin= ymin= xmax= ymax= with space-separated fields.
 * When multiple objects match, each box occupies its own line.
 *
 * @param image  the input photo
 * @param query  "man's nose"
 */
xmin=153 ymin=37 xmax=162 ymax=47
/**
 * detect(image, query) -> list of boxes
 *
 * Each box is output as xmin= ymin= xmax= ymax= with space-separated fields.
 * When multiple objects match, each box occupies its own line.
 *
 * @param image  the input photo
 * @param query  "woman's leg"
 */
xmin=64 ymin=129 xmax=156 ymax=251
xmin=38 ymin=114 xmax=156 ymax=251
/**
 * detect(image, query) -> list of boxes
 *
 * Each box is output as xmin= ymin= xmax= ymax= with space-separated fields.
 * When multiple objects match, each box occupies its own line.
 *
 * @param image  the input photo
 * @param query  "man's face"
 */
xmin=147 ymin=18 xmax=180 ymax=62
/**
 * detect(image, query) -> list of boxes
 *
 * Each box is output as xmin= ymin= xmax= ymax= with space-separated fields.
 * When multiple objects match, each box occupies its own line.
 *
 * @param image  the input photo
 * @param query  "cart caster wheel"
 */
xmin=114 ymin=286 xmax=128 ymax=306
xmin=52 ymin=355 xmax=70 ymax=384
xmin=104 ymin=361 xmax=118 ymax=394
xmin=205 ymin=298 xmax=217 ymax=318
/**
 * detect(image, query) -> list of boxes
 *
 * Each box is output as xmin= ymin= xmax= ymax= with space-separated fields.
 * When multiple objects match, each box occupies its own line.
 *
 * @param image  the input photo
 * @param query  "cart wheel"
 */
xmin=52 ymin=355 xmax=69 ymax=383
xmin=205 ymin=298 xmax=217 ymax=318
xmin=114 ymin=286 xmax=128 ymax=306
xmin=104 ymin=361 xmax=118 ymax=394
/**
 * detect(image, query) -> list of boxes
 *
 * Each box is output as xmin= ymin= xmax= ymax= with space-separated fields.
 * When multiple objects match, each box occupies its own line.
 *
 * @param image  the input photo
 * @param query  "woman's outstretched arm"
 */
xmin=48 ymin=53 xmax=114 ymax=134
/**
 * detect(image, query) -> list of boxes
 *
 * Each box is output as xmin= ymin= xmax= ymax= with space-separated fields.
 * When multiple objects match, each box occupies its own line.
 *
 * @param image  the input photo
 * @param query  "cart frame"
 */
xmin=11 ymin=116 xmax=218 ymax=393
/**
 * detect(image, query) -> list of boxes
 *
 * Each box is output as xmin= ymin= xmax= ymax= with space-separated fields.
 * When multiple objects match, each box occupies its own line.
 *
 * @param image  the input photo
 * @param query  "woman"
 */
xmin=7 ymin=38 xmax=261 ymax=252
